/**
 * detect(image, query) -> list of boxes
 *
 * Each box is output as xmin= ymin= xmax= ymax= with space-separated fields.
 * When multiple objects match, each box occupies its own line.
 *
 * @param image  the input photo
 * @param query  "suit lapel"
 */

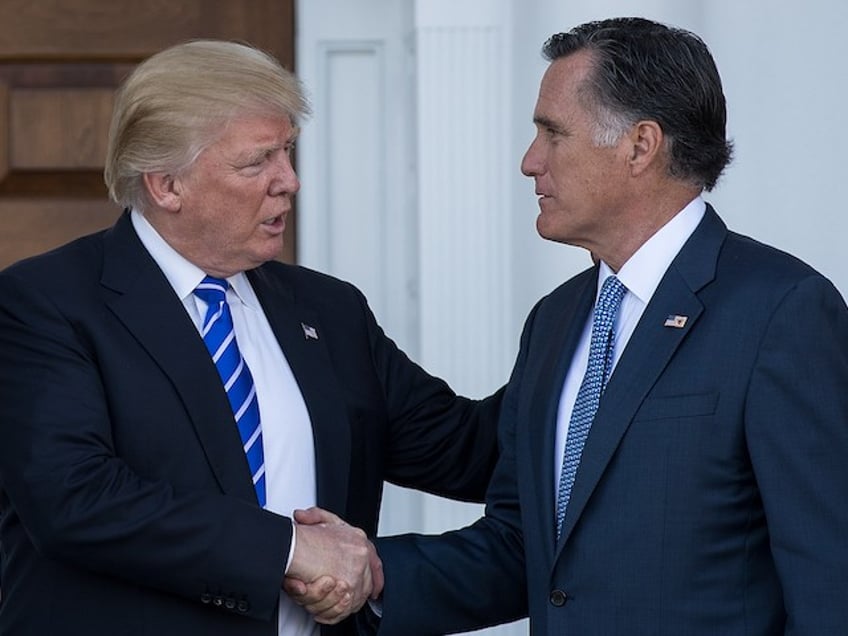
xmin=555 ymin=207 xmax=727 ymax=551
xmin=100 ymin=213 xmax=257 ymax=503
xmin=248 ymin=268 xmax=351 ymax=516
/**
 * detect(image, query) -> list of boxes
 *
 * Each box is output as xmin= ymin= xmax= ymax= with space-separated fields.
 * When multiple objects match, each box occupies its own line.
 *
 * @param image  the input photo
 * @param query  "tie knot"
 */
xmin=594 ymin=275 xmax=626 ymax=330
xmin=194 ymin=276 xmax=228 ymax=304
xmin=597 ymin=275 xmax=625 ymax=313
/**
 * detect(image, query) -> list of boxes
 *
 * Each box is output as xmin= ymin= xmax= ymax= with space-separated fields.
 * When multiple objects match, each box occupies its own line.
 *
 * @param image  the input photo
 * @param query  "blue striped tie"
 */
xmin=556 ymin=275 xmax=626 ymax=540
xmin=194 ymin=276 xmax=266 ymax=507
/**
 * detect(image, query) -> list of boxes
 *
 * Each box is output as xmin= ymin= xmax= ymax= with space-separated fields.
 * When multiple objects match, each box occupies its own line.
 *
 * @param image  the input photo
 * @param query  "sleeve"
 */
xmin=371 ymin=304 xmax=543 ymax=635
xmin=0 ymin=271 xmax=291 ymax=620
xmin=745 ymin=274 xmax=848 ymax=634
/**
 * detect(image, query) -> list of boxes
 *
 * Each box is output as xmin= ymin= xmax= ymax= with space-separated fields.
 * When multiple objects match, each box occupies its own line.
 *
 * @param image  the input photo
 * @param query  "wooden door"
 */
xmin=0 ymin=0 xmax=296 ymax=270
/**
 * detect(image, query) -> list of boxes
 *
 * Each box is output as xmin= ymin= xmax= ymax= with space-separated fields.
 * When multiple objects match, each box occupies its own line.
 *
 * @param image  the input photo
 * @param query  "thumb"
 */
xmin=294 ymin=506 xmax=344 ymax=526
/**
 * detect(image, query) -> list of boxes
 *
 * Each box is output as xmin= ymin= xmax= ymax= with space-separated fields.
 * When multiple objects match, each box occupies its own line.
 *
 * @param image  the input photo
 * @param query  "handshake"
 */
xmin=284 ymin=507 xmax=384 ymax=625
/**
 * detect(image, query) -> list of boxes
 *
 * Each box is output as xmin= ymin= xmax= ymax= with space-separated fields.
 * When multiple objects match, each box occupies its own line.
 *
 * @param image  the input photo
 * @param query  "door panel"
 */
xmin=0 ymin=0 xmax=296 ymax=269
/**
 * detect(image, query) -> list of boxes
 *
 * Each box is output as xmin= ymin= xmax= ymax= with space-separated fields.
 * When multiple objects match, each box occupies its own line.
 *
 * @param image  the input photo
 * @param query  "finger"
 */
xmin=350 ymin=559 xmax=373 ymax=612
xmin=313 ymin=598 xmax=353 ymax=626
xmin=294 ymin=506 xmax=344 ymax=526
xmin=369 ymin=547 xmax=385 ymax=600
xmin=284 ymin=575 xmax=337 ymax=604
xmin=306 ymin=582 xmax=352 ymax=616
xmin=282 ymin=576 xmax=309 ymax=599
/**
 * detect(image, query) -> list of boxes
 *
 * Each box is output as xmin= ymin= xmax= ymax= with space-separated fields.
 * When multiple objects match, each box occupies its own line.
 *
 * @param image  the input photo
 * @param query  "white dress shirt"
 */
xmin=131 ymin=211 xmax=318 ymax=636
xmin=553 ymin=197 xmax=706 ymax=501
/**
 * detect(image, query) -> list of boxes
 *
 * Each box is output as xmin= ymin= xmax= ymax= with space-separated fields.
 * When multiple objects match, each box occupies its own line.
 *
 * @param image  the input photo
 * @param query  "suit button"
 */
xmin=225 ymin=597 xmax=236 ymax=610
xmin=549 ymin=589 xmax=568 ymax=607
xmin=237 ymin=600 xmax=250 ymax=613
xmin=213 ymin=596 xmax=224 ymax=607
xmin=200 ymin=592 xmax=212 ymax=604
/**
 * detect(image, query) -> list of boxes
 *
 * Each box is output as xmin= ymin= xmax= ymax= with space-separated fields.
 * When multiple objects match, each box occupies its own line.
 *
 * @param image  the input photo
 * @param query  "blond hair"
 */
xmin=104 ymin=40 xmax=310 ymax=211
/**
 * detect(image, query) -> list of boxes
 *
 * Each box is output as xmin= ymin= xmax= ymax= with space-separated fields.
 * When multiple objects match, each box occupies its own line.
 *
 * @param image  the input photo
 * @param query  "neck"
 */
xmin=595 ymin=184 xmax=701 ymax=272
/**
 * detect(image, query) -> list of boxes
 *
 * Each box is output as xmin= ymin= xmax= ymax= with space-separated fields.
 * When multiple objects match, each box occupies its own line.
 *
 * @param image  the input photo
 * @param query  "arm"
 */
xmin=372 ymin=303 xmax=544 ymax=634
xmin=360 ymin=287 xmax=503 ymax=502
xmin=745 ymin=275 xmax=848 ymax=634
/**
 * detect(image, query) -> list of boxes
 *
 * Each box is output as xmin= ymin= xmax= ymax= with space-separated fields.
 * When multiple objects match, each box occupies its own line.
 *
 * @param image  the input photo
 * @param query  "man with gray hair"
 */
xmin=0 ymin=40 xmax=501 ymax=636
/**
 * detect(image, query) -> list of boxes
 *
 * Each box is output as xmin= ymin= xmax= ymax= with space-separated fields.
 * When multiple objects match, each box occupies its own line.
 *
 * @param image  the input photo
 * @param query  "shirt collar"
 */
xmin=130 ymin=209 xmax=256 ymax=308
xmin=598 ymin=196 xmax=706 ymax=303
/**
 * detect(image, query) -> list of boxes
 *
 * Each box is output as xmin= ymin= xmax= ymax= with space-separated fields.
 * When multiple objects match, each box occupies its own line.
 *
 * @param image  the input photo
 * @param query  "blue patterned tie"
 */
xmin=556 ymin=275 xmax=626 ymax=539
xmin=194 ymin=276 xmax=266 ymax=507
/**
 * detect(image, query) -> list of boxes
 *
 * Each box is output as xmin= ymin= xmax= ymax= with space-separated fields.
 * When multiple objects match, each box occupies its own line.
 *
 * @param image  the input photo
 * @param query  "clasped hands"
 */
xmin=284 ymin=507 xmax=384 ymax=625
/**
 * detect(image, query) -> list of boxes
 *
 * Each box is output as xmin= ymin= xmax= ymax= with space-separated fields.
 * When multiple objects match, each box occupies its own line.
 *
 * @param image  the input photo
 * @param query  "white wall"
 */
xmin=704 ymin=1 xmax=848 ymax=295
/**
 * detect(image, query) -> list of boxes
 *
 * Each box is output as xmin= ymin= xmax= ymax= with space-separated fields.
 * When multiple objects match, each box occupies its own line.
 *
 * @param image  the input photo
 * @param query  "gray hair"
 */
xmin=543 ymin=18 xmax=733 ymax=191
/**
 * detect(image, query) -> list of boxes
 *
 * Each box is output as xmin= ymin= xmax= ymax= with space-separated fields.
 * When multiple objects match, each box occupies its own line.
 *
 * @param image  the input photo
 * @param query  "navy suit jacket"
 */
xmin=0 ymin=212 xmax=501 ymax=635
xmin=376 ymin=206 xmax=848 ymax=635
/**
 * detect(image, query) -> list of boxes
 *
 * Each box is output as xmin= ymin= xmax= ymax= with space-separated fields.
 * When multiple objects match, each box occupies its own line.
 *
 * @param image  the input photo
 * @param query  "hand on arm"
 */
xmin=284 ymin=507 xmax=384 ymax=625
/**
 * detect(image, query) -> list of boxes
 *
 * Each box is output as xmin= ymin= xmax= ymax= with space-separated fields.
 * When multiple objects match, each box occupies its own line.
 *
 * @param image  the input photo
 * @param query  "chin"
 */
xmin=536 ymin=223 xmax=574 ymax=247
xmin=535 ymin=217 xmax=559 ymax=242
xmin=263 ymin=243 xmax=285 ymax=263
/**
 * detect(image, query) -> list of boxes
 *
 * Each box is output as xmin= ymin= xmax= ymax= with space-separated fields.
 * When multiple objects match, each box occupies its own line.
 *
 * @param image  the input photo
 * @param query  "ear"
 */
xmin=625 ymin=120 xmax=664 ymax=177
xmin=142 ymin=172 xmax=183 ymax=212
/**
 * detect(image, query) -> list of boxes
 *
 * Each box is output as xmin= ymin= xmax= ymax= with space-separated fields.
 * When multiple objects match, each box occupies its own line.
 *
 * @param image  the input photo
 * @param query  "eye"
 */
xmin=252 ymin=151 xmax=273 ymax=166
xmin=239 ymin=151 xmax=272 ymax=171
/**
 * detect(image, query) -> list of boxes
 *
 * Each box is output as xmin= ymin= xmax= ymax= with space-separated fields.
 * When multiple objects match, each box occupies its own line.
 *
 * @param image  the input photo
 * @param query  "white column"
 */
xmin=412 ymin=0 xmax=514 ymax=524
xmin=414 ymin=0 xmax=515 ymax=398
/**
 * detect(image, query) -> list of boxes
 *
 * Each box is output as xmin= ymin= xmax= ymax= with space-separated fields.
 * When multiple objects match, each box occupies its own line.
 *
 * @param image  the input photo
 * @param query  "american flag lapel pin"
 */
xmin=663 ymin=314 xmax=688 ymax=328
xmin=301 ymin=322 xmax=319 ymax=340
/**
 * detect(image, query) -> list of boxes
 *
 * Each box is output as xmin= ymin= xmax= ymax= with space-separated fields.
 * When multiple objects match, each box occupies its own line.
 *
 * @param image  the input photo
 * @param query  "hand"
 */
xmin=284 ymin=575 xmax=354 ymax=624
xmin=294 ymin=507 xmax=385 ymax=600
xmin=285 ymin=507 xmax=383 ymax=623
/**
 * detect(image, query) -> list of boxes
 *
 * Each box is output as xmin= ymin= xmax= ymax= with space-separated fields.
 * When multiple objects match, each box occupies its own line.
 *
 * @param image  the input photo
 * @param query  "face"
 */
xmin=166 ymin=113 xmax=300 ymax=277
xmin=521 ymin=51 xmax=633 ymax=256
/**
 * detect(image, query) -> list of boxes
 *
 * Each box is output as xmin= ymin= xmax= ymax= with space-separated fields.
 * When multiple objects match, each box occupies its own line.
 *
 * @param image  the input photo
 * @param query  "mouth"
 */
xmin=261 ymin=213 xmax=287 ymax=234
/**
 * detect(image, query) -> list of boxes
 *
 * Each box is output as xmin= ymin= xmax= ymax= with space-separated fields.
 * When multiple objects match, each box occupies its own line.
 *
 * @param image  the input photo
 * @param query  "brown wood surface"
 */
xmin=0 ymin=0 xmax=296 ymax=267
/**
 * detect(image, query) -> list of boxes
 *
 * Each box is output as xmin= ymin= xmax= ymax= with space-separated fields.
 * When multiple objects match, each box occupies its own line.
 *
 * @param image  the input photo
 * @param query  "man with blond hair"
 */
xmin=0 ymin=40 xmax=500 ymax=636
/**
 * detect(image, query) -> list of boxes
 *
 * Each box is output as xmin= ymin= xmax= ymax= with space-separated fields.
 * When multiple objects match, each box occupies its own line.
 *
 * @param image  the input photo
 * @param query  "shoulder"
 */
xmin=717 ymin=230 xmax=837 ymax=303
xmin=0 ymin=230 xmax=109 ymax=292
xmin=721 ymin=230 xmax=819 ymax=281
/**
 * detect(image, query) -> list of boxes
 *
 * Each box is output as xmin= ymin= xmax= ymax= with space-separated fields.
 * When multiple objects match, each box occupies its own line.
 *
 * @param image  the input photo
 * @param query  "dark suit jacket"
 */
xmin=376 ymin=206 xmax=848 ymax=635
xmin=0 ymin=212 xmax=501 ymax=636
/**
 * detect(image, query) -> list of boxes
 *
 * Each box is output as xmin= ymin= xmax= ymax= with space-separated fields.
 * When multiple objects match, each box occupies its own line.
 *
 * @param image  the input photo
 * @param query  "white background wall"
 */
xmin=297 ymin=2 xmax=848 ymax=634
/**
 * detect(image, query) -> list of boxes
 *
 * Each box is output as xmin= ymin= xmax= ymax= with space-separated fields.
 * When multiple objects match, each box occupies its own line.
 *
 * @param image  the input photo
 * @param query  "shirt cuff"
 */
xmin=284 ymin=521 xmax=296 ymax=574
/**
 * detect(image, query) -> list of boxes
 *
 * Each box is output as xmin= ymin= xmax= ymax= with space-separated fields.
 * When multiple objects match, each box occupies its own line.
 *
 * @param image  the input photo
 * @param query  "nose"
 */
xmin=270 ymin=152 xmax=300 ymax=195
xmin=521 ymin=134 xmax=543 ymax=177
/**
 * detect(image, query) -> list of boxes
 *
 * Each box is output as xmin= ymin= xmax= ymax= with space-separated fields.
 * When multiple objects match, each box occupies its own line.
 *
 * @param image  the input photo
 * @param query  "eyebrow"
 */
xmin=533 ymin=115 xmax=565 ymax=134
xmin=237 ymin=132 xmax=299 ymax=165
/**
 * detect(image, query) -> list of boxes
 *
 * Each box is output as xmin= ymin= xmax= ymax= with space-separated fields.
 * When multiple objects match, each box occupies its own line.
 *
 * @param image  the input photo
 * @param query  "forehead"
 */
xmin=535 ymin=50 xmax=596 ymax=121
xmin=205 ymin=114 xmax=296 ymax=155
